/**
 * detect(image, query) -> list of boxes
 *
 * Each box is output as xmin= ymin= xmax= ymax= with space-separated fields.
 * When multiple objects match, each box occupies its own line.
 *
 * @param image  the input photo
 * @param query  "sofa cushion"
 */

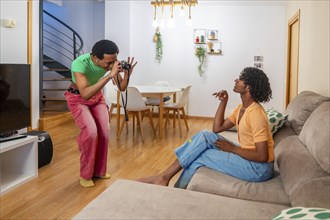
xmin=73 ymin=179 xmax=289 ymax=220
xmin=285 ymin=91 xmax=330 ymax=135
xmin=266 ymin=108 xmax=289 ymax=135
xmin=275 ymin=136 xmax=328 ymax=198
xmin=289 ymin=176 xmax=330 ymax=209
xmin=187 ymin=167 xmax=291 ymax=206
xmin=299 ymin=102 xmax=330 ymax=173
xmin=273 ymin=122 xmax=296 ymax=146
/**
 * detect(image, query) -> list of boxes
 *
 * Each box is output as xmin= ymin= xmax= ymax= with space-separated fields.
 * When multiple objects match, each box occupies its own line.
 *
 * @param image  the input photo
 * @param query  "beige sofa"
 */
xmin=74 ymin=91 xmax=330 ymax=219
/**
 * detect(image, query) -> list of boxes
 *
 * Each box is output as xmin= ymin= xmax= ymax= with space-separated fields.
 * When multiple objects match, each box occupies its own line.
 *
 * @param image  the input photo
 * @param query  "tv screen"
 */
xmin=0 ymin=64 xmax=31 ymax=135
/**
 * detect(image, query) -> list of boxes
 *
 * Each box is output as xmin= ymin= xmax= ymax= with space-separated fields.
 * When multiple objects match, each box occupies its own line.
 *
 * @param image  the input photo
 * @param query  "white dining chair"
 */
xmin=105 ymin=84 xmax=119 ymax=123
xmin=164 ymin=85 xmax=191 ymax=137
xmin=117 ymin=87 xmax=155 ymax=141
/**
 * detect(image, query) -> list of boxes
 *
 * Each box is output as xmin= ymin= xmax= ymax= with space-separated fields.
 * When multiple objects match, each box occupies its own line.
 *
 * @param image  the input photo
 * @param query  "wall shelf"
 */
xmin=207 ymin=41 xmax=222 ymax=54
xmin=207 ymin=29 xmax=218 ymax=40
xmin=194 ymin=29 xmax=206 ymax=44
xmin=194 ymin=29 xmax=222 ymax=55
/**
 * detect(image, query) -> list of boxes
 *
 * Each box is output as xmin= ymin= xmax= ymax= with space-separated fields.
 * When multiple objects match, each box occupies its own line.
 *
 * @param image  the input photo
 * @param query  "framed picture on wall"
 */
xmin=254 ymin=62 xmax=263 ymax=69
xmin=254 ymin=56 xmax=264 ymax=62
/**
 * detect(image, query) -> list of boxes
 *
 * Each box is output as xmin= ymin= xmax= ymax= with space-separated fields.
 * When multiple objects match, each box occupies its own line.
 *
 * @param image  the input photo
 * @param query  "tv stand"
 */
xmin=0 ymin=134 xmax=27 ymax=143
xmin=0 ymin=135 xmax=38 ymax=195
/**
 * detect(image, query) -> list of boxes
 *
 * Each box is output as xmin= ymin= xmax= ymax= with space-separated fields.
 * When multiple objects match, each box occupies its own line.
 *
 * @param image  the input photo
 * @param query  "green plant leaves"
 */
xmin=195 ymin=46 xmax=206 ymax=77
xmin=155 ymin=32 xmax=163 ymax=64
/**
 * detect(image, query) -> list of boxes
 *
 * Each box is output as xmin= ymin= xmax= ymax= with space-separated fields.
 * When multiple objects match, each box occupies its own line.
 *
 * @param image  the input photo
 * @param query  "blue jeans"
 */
xmin=174 ymin=130 xmax=274 ymax=189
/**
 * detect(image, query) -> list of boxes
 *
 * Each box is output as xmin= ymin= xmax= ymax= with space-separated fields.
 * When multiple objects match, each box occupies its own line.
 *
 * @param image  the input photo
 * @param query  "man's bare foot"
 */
xmin=137 ymin=175 xmax=169 ymax=186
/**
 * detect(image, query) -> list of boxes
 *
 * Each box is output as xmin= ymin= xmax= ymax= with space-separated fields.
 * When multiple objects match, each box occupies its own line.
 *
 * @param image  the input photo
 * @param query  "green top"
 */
xmin=71 ymin=53 xmax=107 ymax=85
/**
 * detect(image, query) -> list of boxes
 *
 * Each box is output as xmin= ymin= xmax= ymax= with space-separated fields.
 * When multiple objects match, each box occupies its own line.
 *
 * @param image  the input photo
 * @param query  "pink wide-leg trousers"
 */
xmin=65 ymin=91 xmax=110 ymax=179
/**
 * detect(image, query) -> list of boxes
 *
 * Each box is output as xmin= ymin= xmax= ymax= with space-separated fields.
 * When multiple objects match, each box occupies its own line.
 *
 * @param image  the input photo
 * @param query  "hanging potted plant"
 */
xmin=195 ymin=46 xmax=207 ymax=77
xmin=153 ymin=27 xmax=163 ymax=64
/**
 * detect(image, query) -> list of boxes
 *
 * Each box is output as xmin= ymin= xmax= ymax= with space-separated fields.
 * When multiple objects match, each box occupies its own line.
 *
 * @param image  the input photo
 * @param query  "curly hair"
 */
xmin=239 ymin=67 xmax=272 ymax=103
xmin=91 ymin=40 xmax=119 ymax=60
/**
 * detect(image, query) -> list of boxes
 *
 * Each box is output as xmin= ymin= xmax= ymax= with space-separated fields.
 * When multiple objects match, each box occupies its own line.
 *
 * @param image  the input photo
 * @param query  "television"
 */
xmin=0 ymin=64 xmax=31 ymax=142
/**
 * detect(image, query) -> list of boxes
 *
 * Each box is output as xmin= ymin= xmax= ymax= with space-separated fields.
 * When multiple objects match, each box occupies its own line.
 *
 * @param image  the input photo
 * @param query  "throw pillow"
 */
xmin=272 ymin=207 xmax=330 ymax=220
xmin=266 ymin=108 xmax=288 ymax=135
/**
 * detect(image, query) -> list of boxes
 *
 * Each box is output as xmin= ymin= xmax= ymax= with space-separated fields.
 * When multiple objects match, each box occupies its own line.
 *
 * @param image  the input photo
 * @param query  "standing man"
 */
xmin=65 ymin=40 xmax=137 ymax=187
xmin=138 ymin=67 xmax=274 ymax=188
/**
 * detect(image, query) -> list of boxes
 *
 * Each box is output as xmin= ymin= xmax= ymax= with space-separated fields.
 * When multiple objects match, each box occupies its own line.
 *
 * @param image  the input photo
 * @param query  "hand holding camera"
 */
xmin=121 ymin=57 xmax=137 ymax=75
xmin=120 ymin=60 xmax=131 ymax=71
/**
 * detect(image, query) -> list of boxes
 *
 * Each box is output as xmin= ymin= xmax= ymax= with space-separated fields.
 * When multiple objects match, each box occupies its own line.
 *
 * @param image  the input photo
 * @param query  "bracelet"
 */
xmin=104 ymin=72 xmax=112 ymax=80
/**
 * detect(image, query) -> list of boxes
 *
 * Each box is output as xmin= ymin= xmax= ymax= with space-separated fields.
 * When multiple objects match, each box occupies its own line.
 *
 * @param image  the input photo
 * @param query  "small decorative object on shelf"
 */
xmin=194 ymin=29 xmax=206 ymax=44
xmin=207 ymin=42 xmax=213 ymax=52
xmin=207 ymin=41 xmax=222 ymax=54
xmin=195 ymin=46 xmax=207 ymax=77
xmin=210 ymin=31 xmax=215 ymax=39
xmin=153 ymin=27 xmax=163 ymax=64
xmin=200 ymin=35 xmax=205 ymax=43
xmin=208 ymin=29 xmax=218 ymax=40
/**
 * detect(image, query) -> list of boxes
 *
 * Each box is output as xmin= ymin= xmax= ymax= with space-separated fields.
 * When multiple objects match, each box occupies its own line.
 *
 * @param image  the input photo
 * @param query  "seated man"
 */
xmin=138 ymin=67 xmax=274 ymax=189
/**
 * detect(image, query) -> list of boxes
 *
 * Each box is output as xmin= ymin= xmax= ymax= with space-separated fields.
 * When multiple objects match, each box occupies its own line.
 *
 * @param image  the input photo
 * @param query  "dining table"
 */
xmin=116 ymin=85 xmax=182 ymax=139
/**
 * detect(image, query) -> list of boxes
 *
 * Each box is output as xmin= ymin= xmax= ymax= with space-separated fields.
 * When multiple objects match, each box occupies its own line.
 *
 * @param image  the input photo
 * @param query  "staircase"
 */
xmin=42 ymin=10 xmax=84 ymax=112
xmin=42 ymin=54 xmax=71 ymax=111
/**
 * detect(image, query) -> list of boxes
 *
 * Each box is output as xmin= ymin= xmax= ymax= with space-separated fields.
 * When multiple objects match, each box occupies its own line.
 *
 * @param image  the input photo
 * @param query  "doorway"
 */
xmin=286 ymin=10 xmax=300 ymax=106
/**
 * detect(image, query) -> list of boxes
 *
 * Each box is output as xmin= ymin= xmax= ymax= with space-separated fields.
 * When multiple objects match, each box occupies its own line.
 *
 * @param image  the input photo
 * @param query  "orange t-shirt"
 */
xmin=227 ymin=102 xmax=274 ymax=162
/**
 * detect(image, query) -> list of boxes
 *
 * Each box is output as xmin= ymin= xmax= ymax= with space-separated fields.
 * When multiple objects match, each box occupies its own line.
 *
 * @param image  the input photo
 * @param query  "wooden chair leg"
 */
xmin=176 ymin=109 xmax=182 ymax=137
xmin=125 ymin=113 xmax=130 ymax=134
xmin=157 ymin=106 xmax=161 ymax=126
xmin=181 ymin=108 xmax=189 ymax=130
xmin=132 ymin=113 xmax=136 ymax=134
xmin=148 ymin=110 xmax=156 ymax=136
xmin=155 ymin=119 xmax=159 ymax=134
xmin=117 ymin=117 xmax=127 ymax=139
xmin=137 ymin=111 xmax=144 ymax=141
xmin=141 ymin=110 xmax=146 ymax=122
xmin=165 ymin=110 xmax=170 ymax=129
xmin=109 ymin=103 xmax=117 ymax=122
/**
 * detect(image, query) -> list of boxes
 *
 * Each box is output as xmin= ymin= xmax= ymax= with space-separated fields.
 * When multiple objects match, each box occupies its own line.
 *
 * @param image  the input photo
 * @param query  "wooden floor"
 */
xmin=0 ymin=114 xmax=214 ymax=219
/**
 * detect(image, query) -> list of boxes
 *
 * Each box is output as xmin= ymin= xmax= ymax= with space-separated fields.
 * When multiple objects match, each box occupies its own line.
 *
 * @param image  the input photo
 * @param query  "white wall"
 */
xmin=105 ymin=1 xmax=287 ymax=116
xmin=104 ymin=1 xmax=131 ymax=59
xmin=286 ymin=1 xmax=330 ymax=97
xmin=0 ymin=1 xmax=28 ymax=63
xmin=0 ymin=0 xmax=40 ymax=130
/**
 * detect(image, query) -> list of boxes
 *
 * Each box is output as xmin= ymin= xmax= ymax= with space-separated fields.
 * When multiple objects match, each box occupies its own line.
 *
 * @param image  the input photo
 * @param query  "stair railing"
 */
xmin=43 ymin=10 xmax=84 ymax=67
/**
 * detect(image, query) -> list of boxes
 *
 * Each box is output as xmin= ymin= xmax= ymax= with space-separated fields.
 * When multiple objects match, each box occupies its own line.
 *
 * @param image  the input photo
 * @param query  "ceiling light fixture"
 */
xmin=151 ymin=0 xmax=198 ymax=28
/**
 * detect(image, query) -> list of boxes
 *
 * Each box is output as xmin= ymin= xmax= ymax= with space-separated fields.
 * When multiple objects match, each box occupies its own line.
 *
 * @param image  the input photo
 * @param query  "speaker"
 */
xmin=23 ymin=131 xmax=53 ymax=168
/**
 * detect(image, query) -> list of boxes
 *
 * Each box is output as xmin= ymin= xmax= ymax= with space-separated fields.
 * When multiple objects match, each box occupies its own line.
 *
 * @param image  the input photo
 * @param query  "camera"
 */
xmin=120 ymin=60 xmax=131 ymax=71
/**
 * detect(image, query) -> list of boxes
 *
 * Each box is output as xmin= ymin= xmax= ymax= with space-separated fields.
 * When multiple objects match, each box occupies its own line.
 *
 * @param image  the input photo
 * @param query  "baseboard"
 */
xmin=114 ymin=113 xmax=213 ymax=121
